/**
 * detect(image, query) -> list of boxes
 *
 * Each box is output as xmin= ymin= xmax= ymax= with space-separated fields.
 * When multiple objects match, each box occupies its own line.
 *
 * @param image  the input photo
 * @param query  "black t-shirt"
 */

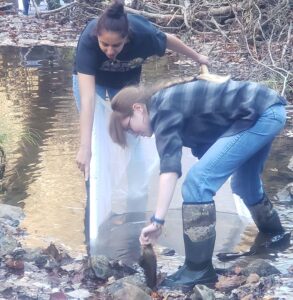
xmin=73 ymin=14 xmax=167 ymax=89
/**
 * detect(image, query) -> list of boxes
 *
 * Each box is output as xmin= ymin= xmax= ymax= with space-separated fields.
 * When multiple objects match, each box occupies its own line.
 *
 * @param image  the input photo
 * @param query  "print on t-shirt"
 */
xmin=99 ymin=57 xmax=145 ymax=72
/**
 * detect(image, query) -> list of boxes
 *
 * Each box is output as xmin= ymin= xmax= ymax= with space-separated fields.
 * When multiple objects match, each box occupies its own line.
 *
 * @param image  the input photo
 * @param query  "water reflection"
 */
xmin=0 ymin=46 xmax=292 ymax=282
xmin=0 ymin=46 xmax=192 ymax=254
xmin=0 ymin=46 xmax=85 ymax=253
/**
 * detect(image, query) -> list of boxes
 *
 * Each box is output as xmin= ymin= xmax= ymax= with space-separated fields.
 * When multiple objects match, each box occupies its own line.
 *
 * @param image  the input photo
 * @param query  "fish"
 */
xmin=139 ymin=244 xmax=157 ymax=289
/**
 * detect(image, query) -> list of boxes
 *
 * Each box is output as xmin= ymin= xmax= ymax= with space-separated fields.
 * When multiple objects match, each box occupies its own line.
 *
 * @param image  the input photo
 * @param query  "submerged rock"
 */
xmin=246 ymin=273 xmax=260 ymax=284
xmin=0 ymin=204 xmax=24 ymax=221
xmin=215 ymin=275 xmax=247 ymax=292
xmin=106 ymin=281 xmax=152 ymax=300
xmin=240 ymin=259 xmax=281 ymax=277
xmin=91 ymin=255 xmax=113 ymax=280
xmin=0 ymin=230 xmax=18 ymax=257
xmin=230 ymin=275 xmax=279 ymax=300
xmin=49 ymin=292 xmax=67 ymax=300
xmin=90 ymin=255 xmax=137 ymax=281
xmin=66 ymin=289 xmax=91 ymax=298
xmin=105 ymin=274 xmax=152 ymax=295
xmin=191 ymin=284 xmax=216 ymax=300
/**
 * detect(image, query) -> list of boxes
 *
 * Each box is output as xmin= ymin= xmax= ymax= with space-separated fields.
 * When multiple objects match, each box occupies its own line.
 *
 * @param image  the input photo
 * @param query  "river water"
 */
xmin=0 ymin=46 xmax=292 ymax=295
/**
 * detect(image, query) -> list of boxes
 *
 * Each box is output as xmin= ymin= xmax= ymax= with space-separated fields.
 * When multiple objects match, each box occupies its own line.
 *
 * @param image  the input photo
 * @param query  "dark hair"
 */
xmin=96 ymin=1 xmax=129 ymax=38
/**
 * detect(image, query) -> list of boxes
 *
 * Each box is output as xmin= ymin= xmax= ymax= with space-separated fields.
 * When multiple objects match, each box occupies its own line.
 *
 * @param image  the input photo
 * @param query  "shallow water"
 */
xmin=0 ymin=46 xmax=292 ymax=290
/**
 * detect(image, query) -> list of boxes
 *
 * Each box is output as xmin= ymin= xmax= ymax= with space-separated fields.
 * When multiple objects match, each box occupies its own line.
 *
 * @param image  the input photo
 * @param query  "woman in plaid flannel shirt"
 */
xmin=108 ymin=76 xmax=288 ymax=289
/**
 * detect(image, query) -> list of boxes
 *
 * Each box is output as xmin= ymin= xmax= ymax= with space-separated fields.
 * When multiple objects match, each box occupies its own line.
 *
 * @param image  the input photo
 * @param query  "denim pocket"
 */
xmin=249 ymin=104 xmax=286 ymax=136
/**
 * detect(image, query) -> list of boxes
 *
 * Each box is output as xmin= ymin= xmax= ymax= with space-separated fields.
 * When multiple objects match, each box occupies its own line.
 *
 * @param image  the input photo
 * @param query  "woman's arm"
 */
xmin=154 ymin=172 xmax=178 ymax=220
xmin=140 ymin=172 xmax=178 ymax=245
xmin=165 ymin=33 xmax=209 ymax=65
xmin=76 ymin=73 xmax=96 ymax=180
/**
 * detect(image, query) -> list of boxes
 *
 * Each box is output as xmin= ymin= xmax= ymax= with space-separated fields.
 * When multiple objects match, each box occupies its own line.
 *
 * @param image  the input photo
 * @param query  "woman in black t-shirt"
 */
xmin=73 ymin=1 xmax=209 ymax=244
xmin=74 ymin=0 xmax=208 ymax=179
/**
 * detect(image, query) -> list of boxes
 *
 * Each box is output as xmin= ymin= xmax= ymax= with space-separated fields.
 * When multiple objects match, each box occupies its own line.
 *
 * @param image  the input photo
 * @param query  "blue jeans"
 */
xmin=23 ymin=0 xmax=30 ymax=15
xmin=182 ymin=104 xmax=286 ymax=206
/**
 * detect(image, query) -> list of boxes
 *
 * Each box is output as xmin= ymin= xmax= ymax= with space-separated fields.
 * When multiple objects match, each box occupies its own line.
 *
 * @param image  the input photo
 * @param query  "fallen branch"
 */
xmin=231 ymin=4 xmax=292 ymax=96
xmin=281 ymin=22 xmax=292 ymax=63
xmin=39 ymin=1 xmax=77 ymax=15
xmin=124 ymin=6 xmax=183 ymax=21
xmin=182 ymin=0 xmax=191 ymax=29
xmin=0 ymin=2 xmax=13 ymax=11
xmin=211 ymin=16 xmax=231 ymax=41
xmin=31 ymin=0 xmax=40 ymax=18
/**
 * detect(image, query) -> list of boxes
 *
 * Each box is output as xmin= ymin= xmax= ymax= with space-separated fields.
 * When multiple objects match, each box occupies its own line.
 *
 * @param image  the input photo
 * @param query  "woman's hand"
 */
xmin=76 ymin=145 xmax=91 ymax=180
xmin=196 ymin=54 xmax=209 ymax=65
xmin=139 ymin=223 xmax=162 ymax=245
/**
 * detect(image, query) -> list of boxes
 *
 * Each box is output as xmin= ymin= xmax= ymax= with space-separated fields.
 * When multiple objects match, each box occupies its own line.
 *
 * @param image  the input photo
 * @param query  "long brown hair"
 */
xmin=109 ymin=68 xmax=232 ymax=148
xmin=109 ymin=76 xmax=195 ymax=147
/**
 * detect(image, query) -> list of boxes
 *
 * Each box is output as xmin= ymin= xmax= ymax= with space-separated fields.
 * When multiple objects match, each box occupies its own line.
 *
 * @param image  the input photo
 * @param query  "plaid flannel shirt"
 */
xmin=149 ymin=79 xmax=286 ymax=177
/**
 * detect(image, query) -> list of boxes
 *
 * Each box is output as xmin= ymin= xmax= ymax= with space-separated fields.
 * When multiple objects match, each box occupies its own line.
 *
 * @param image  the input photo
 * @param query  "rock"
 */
xmin=23 ymin=247 xmax=43 ymax=262
xmin=60 ymin=262 xmax=82 ymax=273
xmin=234 ymin=265 xmax=243 ymax=275
xmin=262 ymin=296 xmax=279 ymax=300
xmin=66 ymin=289 xmax=91 ymax=298
xmin=50 ymin=292 xmax=68 ymax=300
xmin=91 ymin=255 xmax=113 ymax=280
xmin=240 ymin=259 xmax=280 ymax=277
xmin=191 ymin=284 xmax=216 ymax=300
xmin=230 ymin=275 xmax=279 ymax=300
xmin=106 ymin=281 xmax=151 ymax=300
xmin=90 ymin=255 xmax=137 ymax=281
xmin=0 ymin=217 xmax=19 ymax=227
xmin=246 ymin=273 xmax=260 ymax=284
xmin=35 ymin=255 xmax=49 ymax=268
xmin=109 ymin=259 xmax=137 ymax=278
xmin=110 ymin=275 xmax=152 ymax=294
xmin=11 ymin=247 xmax=26 ymax=259
xmin=0 ymin=232 xmax=18 ymax=256
xmin=215 ymin=275 xmax=247 ymax=292
xmin=241 ymin=294 xmax=254 ymax=300
xmin=33 ymin=252 xmax=59 ymax=270
xmin=213 ymin=291 xmax=229 ymax=300
xmin=0 ymin=281 xmax=13 ymax=293
xmin=161 ymin=248 xmax=175 ymax=256
xmin=43 ymin=243 xmax=72 ymax=263
xmin=24 ymin=261 xmax=40 ymax=272
xmin=0 ymin=204 xmax=24 ymax=221
xmin=288 ymin=155 xmax=293 ymax=171
xmin=5 ymin=258 xmax=24 ymax=270
xmin=276 ymin=182 xmax=293 ymax=202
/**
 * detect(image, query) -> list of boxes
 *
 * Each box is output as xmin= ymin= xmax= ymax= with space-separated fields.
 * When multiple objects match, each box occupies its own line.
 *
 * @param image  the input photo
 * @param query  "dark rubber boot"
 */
xmin=247 ymin=194 xmax=284 ymax=234
xmin=162 ymin=202 xmax=217 ymax=289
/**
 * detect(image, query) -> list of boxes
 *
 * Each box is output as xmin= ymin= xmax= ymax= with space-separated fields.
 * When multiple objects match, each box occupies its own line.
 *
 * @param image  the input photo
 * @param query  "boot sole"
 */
xmin=161 ymin=274 xmax=218 ymax=292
